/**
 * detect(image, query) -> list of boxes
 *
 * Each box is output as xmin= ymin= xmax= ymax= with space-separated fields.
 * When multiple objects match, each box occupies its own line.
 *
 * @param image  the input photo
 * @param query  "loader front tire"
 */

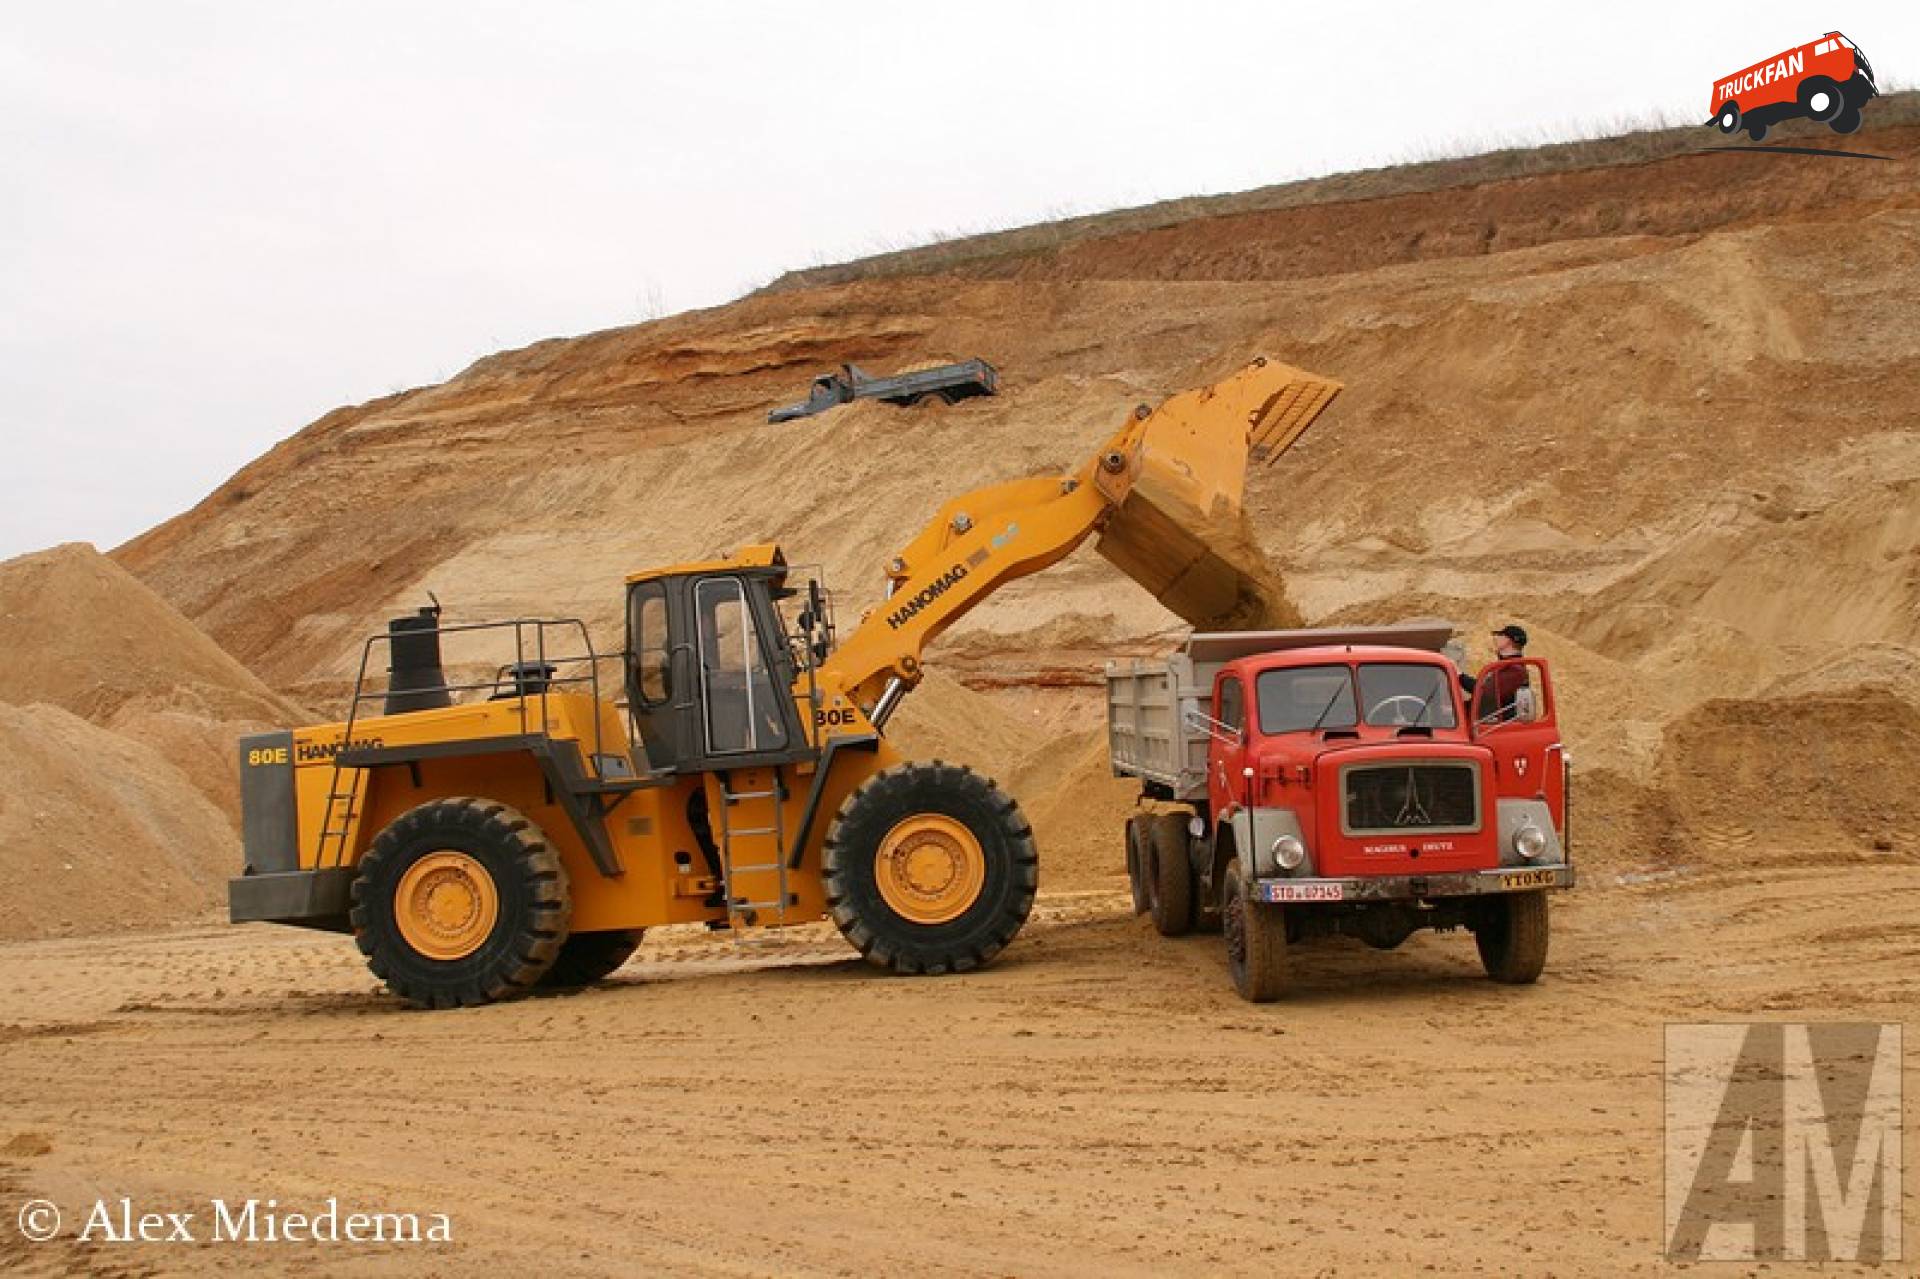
xmin=823 ymin=761 xmax=1037 ymax=975
xmin=350 ymin=797 xmax=571 ymax=1008
xmin=538 ymin=929 xmax=644 ymax=989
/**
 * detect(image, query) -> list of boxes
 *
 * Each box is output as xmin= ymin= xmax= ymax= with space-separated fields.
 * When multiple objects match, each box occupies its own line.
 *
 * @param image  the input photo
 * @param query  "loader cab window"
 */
xmin=627 ymin=581 xmax=670 ymax=707
xmin=695 ymin=576 xmax=787 ymax=755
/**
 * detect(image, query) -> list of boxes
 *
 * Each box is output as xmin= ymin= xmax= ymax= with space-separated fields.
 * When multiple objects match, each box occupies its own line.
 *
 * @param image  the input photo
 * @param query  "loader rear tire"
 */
xmin=1147 ymin=813 xmax=1193 ymax=937
xmin=350 ymin=797 xmax=571 ymax=1008
xmin=1475 ymin=890 xmax=1550 ymax=984
xmin=537 ymin=929 xmax=643 ymax=989
xmin=823 ymin=761 xmax=1037 ymax=975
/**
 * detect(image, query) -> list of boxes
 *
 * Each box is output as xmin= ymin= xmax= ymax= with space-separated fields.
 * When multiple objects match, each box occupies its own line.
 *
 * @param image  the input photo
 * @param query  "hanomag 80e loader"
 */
xmin=230 ymin=359 xmax=1340 ymax=1006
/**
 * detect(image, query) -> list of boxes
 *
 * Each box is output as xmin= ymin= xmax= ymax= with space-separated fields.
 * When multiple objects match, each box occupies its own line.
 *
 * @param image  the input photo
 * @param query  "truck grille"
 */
xmin=1343 ymin=763 xmax=1479 ymax=834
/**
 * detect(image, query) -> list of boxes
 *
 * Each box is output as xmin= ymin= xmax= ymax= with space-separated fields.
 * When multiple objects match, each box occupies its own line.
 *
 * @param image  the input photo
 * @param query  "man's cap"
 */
xmin=1492 ymin=624 xmax=1529 ymax=647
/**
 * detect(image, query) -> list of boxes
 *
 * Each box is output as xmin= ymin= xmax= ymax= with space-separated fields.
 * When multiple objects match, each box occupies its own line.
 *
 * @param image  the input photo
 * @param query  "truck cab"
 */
xmin=1206 ymin=644 xmax=1565 ymax=881
xmin=1108 ymin=622 xmax=1573 ymax=1002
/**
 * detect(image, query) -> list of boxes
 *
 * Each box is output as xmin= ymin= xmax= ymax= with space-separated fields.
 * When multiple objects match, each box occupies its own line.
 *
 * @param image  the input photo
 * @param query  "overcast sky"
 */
xmin=2 ymin=2 xmax=1912 ymax=559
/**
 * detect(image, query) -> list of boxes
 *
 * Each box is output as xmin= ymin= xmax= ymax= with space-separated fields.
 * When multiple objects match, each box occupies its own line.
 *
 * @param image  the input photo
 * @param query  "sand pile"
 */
xmin=0 ymin=543 xmax=300 ymax=826
xmin=0 ymin=703 xmax=234 ymax=939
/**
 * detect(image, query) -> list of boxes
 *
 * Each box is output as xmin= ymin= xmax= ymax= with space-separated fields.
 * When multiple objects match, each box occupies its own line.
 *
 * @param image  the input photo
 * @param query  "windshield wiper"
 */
xmin=1308 ymin=683 xmax=1351 ymax=733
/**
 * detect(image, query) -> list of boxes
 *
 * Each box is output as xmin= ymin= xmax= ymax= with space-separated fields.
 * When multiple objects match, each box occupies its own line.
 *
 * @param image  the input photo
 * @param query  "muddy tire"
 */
xmin=537 ymin=929 xmax=643 ymax=988
xmin=1223 ymin=858 xmax=1287 ymax=1002
xmin=350 ymin=797 xmax=571 ymax=1009
xmin=823 ymin=761 xmax=1037 ymax=975
xmin=1146 ymin=813 xmax=1193 ymax=937
xmin=1124 ymin=817 xmax=1151 ymax=916
xmin=1476 ymin=891 xmax=1551 ymax=984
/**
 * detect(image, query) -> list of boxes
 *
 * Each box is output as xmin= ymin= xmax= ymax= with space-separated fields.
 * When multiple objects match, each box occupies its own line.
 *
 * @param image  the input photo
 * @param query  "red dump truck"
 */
xmin=1107 ymin=622 xmax=1572 ymax=1002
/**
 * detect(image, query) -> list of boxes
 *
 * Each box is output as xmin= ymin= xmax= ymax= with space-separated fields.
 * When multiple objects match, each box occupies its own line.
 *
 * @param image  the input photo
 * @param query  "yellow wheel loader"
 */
xmin=229 ymin=358 xmax=1340 ymax=1006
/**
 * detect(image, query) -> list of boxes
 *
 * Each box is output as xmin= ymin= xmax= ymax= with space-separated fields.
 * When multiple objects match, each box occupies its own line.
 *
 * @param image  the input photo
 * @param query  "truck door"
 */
xmin=1208 ymin=674 xmax=1250 ymax=819
xmin=1469 ymin=658 xmax=1566 ymax=830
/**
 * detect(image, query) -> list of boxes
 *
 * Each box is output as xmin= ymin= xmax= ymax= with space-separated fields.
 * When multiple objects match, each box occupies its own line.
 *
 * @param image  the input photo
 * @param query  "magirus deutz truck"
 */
xmin=1107 ymin=622 xmax=1572 ymax=1002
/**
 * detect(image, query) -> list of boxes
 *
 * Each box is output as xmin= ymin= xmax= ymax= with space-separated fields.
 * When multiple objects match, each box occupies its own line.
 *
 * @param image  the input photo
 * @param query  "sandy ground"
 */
xmin=3 ymin=851 xmax=1915 ymax=1277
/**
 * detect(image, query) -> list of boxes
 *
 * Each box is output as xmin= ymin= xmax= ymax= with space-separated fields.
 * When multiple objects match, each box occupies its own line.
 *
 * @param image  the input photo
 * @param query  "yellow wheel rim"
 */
xmin=874 ymin=814 xmax=986 ymax=925
xmin=394 ymin=851 xmax=499 ymax=961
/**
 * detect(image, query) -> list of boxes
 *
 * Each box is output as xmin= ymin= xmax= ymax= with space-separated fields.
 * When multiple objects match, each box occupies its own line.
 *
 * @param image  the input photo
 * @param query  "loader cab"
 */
xmin=623 ymin=546 xmax=820 ymax=775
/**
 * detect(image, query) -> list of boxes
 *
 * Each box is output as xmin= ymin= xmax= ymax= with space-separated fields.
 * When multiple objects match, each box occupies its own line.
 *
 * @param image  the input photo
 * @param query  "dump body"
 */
xmin=768 ymin=359 xmax=999 ymax=422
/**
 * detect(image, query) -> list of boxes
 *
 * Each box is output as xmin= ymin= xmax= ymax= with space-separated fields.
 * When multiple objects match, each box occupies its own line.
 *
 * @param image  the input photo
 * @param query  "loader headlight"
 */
xmin=1513 ymin=824 xmax=1549 ymax=862
xmin=1271 ymin=834 xmax=1306 ymax=871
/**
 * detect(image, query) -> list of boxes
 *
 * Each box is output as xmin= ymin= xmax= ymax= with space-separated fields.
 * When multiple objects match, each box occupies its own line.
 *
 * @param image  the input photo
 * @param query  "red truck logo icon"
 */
xmin=1708 ymin=32 xmax=1877 ymax=141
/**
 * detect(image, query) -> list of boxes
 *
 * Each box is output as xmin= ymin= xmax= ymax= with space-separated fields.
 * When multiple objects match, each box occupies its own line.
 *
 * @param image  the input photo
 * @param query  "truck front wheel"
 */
xmin=1222 ymin=858 xmax=1287 ymax=1002
xmin=823 ymin=761 xmax=1038 ymax=975
xmin=1475 ymin=890 xmax=1551 ymax=984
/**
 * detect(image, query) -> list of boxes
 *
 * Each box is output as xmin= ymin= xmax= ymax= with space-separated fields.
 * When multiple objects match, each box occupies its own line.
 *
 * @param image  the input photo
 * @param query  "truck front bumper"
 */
xmin=1252 ymin=864 xmax=1573 ymax=904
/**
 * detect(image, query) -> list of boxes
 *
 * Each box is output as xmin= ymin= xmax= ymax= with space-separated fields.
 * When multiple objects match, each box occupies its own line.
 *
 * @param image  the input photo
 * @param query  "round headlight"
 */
xmin=1271 ymin=834 xmax=1306 ymax=871
xmin=1513 ymin=824 xmax=1549 ymax=862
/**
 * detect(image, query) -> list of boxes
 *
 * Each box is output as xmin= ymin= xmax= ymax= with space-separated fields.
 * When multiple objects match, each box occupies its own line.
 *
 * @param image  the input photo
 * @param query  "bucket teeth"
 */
xmin=1248 ymin=375 xmax=1342 ymax=464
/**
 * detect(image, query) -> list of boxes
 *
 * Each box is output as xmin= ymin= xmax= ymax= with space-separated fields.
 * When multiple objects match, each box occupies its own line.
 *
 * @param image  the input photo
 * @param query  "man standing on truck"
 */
xmin=1460 ymin=624 xmax=1531 ymax=721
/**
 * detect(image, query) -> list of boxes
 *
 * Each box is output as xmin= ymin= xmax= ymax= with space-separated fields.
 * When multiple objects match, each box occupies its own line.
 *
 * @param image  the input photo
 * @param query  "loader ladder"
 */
xmin=314 ymin=644 xmax=379 ymax=870
xmin=715 ymin=769 xmax=792 ymax=927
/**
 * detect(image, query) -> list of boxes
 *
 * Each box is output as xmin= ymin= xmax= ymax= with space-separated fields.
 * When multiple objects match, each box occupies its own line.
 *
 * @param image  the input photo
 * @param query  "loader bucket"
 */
xmin=1091 ymin=358 xmax=1342 ymax=630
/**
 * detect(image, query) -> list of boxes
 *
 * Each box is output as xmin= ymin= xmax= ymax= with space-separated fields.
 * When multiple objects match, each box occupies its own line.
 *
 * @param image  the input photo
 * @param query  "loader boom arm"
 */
xmin=813 ymin=357 xmax=1342 ymax=717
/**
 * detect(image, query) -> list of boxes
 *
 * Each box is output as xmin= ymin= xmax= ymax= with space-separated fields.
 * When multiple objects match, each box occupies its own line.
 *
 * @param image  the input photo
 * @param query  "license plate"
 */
xmin=1260 ymin=882 xmax=1345 ymax=903
xmin=1499 ymin=868 xmax=1559 ymax=890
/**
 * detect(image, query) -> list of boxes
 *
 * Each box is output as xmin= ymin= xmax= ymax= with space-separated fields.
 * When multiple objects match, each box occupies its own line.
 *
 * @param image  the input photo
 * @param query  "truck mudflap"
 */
xmin=229 ymin=868 xmax=356 ymax=930
xmin=1252 ymin=864 xmax=1573 ymax=904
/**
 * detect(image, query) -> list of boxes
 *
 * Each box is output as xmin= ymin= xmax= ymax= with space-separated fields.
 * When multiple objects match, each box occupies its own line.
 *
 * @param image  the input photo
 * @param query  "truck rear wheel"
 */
xmin=1147 ymin=813 xmax=1193 ymax=936
xmin=823 ymin=761 xmax=1038 ymax=975
xmin=350 ymin=797 xmax=572 ymax=1008
xmin=1124 ymin=817 xmax=1151 ymax=916
xmin=1223 ymin=858 xmax=1287 ymax=1002
xmin=538 ymin=929 xmax=644 ymax=988
xmin=1475 ymin=891 xmax=1550 ymax=984
xmin=1715 ymin=102 xmax=1740 ymax=134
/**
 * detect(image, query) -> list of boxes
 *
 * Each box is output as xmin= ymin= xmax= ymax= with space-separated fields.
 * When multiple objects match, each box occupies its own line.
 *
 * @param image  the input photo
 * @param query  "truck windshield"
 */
xmin=1256 ymin=665 xmax=1357 ymax=733
xmin=1357 ymin=663 xmax=1457 ymax=728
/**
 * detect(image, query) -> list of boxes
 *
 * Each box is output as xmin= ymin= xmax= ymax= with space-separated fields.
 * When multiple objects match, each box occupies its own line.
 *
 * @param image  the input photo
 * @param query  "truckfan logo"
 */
xmin=1706 ymin=31 xmax=1878 ymax=143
